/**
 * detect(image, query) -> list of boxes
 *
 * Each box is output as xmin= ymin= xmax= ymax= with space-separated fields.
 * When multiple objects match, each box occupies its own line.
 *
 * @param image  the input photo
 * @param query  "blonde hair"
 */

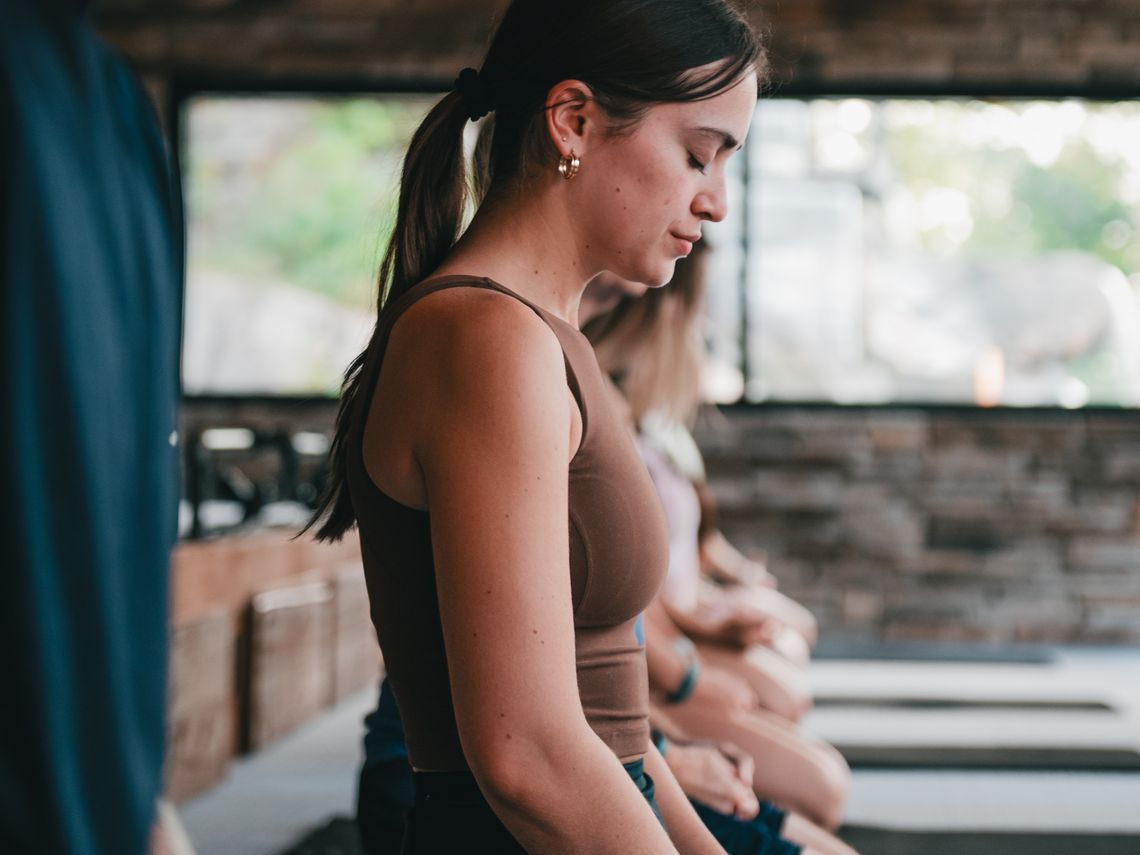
xmin=584 ymin=243 xmax=710 ymax=426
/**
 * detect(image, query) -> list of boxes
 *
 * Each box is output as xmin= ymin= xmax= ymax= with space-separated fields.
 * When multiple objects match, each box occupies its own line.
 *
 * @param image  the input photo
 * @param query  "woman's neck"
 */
xmin=431 ymin=184 xmax=594 ymax=327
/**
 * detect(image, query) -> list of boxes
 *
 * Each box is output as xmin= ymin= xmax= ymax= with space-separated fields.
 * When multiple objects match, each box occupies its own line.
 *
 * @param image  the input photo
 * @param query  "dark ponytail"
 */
xmin=306 ymin=0 xmax=765 ymax=542
xmin=303 ymin=91 xmax=472 ymax=541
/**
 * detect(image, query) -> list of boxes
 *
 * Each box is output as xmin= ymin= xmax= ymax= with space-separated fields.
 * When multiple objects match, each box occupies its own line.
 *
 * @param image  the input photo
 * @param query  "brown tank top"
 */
xmin=346 ymin=275 xmax=669 ymax=771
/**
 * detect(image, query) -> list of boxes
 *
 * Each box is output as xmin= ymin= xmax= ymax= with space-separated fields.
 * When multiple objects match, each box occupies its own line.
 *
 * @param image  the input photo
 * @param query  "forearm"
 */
xmin=643 ymin=743 xmax=724 ymax=855
xmin=477 ymin=727 xmax=678 ymax=854
xmin=646 ymin=631 xmax=693 ymax=697
xmin=649 ymin=705 xmax=695 ymax=745
xmin=657 ymin=596 xmax=721 ymax=643
xmin=662 ymin=598 xmax=740 ymax=646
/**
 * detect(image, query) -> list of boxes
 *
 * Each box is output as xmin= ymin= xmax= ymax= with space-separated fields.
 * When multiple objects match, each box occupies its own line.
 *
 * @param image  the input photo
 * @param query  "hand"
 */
xmin=716 ymin=741 xmax=756 ymax=796
xmin=701 ymin=531 xmax=777 ymax=589
xmin=664 ymin=741 xmax=760 ymax=820
xmin=700 ymin=603 xmax=782 ymax=648
xmin=689 ymin=663 xmax=756 ymax=714
xmin=738 ymin=555 xmax=778 ymax=589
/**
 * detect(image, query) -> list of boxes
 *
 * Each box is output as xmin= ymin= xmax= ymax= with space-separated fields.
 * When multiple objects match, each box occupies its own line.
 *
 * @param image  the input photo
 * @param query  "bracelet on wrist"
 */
xmin=664 ymin=657 xmax=700 ymax=704
xmin=672 ymin=636 xmax=696 ymax=659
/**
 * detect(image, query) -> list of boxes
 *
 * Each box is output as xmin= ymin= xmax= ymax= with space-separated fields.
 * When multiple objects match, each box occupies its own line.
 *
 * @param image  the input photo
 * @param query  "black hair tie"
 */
xmin=454 ymin=67 xmax=493 ymax=122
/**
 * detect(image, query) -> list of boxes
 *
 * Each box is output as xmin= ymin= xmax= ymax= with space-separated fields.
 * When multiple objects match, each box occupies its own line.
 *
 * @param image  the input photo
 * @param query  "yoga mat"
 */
xmin=838 ymin=744 xmax=1140 ymax=771
xmin=814 ymin=697 xmax=1115 ymax=712
xmin=839 ymin=826 xmax=1140 ymax=855
xmin=813 ymin=639 xmax=1056 ymax=664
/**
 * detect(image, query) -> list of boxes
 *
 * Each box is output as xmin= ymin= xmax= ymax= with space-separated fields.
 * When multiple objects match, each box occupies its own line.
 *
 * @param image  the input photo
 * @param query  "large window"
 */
xmin=726 ymin=97 xmax=1140 ymax=407
xmin=181 ymin=91 xmax=1140 ymax=409
xmin=181 ymin=93 xmax=435 ymax=396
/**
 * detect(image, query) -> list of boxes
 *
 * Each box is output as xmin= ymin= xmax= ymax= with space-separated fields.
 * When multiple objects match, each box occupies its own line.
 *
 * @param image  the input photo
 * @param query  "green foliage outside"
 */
xmin=885 ymin=101 xmax=1140 ymax=277
xmin=883 ymin=101 xmax=1140 ymax=403
xmin=187 ymin=96 xmax=434 ymax=311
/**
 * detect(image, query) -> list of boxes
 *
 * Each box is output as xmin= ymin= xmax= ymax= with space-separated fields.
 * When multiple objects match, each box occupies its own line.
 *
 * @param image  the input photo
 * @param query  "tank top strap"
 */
xmin=372 ymin=274 xmax=590 ymax=436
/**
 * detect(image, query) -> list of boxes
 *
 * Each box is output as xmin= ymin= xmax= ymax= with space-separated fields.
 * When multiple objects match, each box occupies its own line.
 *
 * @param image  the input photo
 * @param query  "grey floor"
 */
xmin=180 ymin=688 xmax=372 ymax=855
xmin=179 ymin=646 xmax=1140 ymax=855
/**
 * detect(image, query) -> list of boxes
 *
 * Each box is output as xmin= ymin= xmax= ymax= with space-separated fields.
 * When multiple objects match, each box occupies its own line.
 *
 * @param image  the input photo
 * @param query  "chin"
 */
xmin=606 ymin=251 xmax=675 ymax=290
xmin=647 ymin=258 xmax=679 ymax=288
xmin=625 ymin=258 xmax=675 ymax=290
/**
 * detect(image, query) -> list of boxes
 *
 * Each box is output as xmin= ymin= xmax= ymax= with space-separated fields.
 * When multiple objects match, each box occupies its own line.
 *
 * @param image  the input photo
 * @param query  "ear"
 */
xmin=544 ymin=79 xmax=600 ymax=158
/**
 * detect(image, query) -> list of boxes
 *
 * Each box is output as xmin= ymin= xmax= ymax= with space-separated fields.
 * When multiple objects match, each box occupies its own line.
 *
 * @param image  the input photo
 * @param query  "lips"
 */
xmin=671 ymin=232 xmax=700 ymax=256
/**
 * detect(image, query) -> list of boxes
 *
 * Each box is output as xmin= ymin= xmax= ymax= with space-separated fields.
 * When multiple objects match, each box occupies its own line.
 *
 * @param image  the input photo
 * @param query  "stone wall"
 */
xmin=699 ymin=407 xmax=1140 ymax=645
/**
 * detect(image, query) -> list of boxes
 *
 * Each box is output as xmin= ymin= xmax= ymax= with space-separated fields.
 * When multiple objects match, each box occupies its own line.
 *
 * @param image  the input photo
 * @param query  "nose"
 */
xmin=692 ymin=172 xmax=729 ymax=223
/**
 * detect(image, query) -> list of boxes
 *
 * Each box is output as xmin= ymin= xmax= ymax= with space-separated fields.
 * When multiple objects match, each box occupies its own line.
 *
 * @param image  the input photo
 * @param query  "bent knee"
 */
xmin=812 ymin=748 xmax=851 ymax=831
xmin=765 ymin=674 xmax=813 ymax=722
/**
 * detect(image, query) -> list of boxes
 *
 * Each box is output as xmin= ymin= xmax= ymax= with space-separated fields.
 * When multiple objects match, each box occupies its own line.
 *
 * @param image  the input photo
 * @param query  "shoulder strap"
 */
xmin=363 ymin=275 xmax=589 ymax=436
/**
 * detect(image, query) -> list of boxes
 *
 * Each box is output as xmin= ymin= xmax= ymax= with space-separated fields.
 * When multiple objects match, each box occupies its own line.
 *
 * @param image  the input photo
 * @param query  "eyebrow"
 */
xmin=693 ymin=126 xmax=742 ymax=151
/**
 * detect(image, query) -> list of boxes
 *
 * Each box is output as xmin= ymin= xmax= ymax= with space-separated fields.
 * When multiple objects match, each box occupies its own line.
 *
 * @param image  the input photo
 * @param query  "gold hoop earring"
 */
xmin=558 ymin=150 xmax=581 ymax=180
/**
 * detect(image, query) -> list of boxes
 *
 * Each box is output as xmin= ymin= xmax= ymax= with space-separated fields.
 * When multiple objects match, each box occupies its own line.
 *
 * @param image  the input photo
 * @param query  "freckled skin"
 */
xmin=566 ymin=73 xmax=758 ymax=287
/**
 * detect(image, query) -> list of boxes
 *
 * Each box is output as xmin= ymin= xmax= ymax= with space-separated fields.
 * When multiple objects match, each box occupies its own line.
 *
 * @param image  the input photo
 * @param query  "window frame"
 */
xmin=171 ymin=77 xmax=1140 ymax=412
xmin=171 ymin=75 xmax=451 ymax=404
xmin=736 ymin=80 xmax=1140 ymax=412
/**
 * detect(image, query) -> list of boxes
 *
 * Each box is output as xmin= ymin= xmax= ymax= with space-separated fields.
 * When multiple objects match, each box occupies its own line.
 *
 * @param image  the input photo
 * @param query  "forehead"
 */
xmin=642 ymin=73 xmax=759 ymax=147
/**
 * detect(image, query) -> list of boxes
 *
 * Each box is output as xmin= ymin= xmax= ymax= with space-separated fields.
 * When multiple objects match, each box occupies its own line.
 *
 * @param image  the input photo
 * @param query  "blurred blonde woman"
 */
xmin=584 ymin=247 xmax=853 ymax=839
xmin=587 ymin=244 xmax=819 ymax=713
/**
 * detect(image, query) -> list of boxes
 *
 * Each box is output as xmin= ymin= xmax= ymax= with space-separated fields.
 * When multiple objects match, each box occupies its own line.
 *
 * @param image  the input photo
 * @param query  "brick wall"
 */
xmin=699 ymin=407 xmax=1140 ymax=645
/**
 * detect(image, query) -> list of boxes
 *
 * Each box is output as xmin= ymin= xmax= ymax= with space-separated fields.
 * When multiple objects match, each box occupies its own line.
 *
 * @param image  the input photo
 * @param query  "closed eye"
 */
xmin=688 ymin=153 xmax=708 ymax=174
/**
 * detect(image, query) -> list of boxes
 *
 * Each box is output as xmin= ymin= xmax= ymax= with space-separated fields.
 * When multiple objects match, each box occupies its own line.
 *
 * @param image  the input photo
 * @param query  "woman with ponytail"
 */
xmin=305 ymin=1 xmax=763 ymax=851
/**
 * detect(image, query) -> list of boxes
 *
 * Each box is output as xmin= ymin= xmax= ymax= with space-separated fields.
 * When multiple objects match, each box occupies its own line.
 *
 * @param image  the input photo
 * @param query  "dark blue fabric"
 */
xmin=358 ymin=680 xmax=413 ymax=851
xmin=359 ymin=681 xmax=666 ymax=851
xmin=397 ymin=760 xmax=659 ymax=853
xmin=357 ymin=757 xmax=414 ymax=854
xmin=0 ymin=2 xmax=183 ymax=853
xmin=755 ymin=800 xmax=789 ymax=835
xmin=362 ymin=677 xmax=409 ymax=767
xmin=691 ymin=799 xmax=802 ymax=855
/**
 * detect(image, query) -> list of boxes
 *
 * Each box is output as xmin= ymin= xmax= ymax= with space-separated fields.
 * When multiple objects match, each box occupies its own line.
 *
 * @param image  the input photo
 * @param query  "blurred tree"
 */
xmin=188 ymin=97 xmax=432 ymax=309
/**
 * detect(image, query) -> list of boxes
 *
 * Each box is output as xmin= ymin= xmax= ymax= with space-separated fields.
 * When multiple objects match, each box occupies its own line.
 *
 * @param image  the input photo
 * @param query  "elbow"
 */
xmin=468 ymin=746 xmax=530 ymax=807
xmin=464 ymin=732 xmax=562 ymax=813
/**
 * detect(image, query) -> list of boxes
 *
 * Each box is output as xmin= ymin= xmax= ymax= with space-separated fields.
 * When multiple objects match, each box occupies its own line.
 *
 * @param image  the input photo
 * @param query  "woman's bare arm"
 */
xmin=408 ymin=289 xmax=677 ymax=853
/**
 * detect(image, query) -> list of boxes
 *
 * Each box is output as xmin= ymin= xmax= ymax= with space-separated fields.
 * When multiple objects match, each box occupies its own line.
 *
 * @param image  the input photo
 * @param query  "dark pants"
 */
xmin=690 ymin=799 xmax=802 ymax=855
xmin=400 ymin=769 xmax=526 ymax=854
xmin=357 ymin=757 xmax=415 ymax=854
xmin=358 ymin=756 xmax=659 ymax=854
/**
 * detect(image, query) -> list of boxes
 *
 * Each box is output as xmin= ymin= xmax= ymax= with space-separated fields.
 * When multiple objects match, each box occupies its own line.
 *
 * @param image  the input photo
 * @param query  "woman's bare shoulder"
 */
xmin=389 ymin=285 xmax=564 ymax=388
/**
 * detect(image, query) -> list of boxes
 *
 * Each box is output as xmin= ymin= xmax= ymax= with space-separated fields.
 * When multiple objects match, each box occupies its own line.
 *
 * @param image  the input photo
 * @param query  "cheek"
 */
xmin=577 ymin=143 xmax=689 ymax=274
xmin=603 ymin=156 xmax=680 ymax=234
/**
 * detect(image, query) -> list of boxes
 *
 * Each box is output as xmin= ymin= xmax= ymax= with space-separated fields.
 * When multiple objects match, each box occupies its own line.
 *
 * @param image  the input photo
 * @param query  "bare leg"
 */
xmin=696 ymin=640 xmax=813 ymax=723
xmin=782 ymin=812 xmax=860 ymax=855
xmin=665 ymin=700 xmax=850 ymax=831
xmin=768 ymin=625 xmax=812 ymax=667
